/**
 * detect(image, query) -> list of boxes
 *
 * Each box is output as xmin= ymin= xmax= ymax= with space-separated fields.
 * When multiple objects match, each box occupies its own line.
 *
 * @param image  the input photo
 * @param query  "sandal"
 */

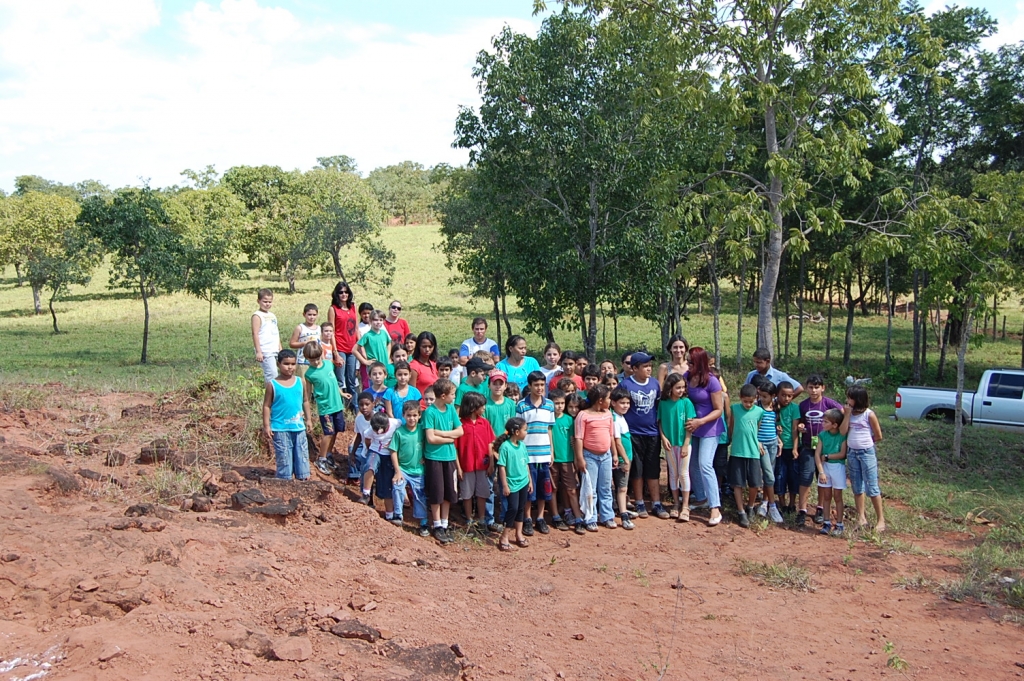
xmin=516 ymin=538 xmax=530 ymax=548
xmin=498 ymin=542 xmax=514 ymax=552
xmin=678 ymin=508 xmax=690 ymax=522
xmin=669 ymin=506 xmax=680 ymax=519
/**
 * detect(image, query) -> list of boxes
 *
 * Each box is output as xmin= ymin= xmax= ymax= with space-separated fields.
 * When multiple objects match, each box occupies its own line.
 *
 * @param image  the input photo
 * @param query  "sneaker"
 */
xmin=635 ymin=502 xmax=649 ymax=519
xmin=325 ymin=455 xmax=338 ymax=470
xmin=797 ymin=510 xmax=807 ymax=527
xmin=522 ymin=518 xmax=535 ymax=536
xmin=757 ymin=501 xmax=768 ymax=518
xmin=653 ymin=504 xmax=670 ymax=520
xmin=359 ymin=493 xmax=372 ymax=506
xmin=535 ymin=518 xmax=550 ymax=534
xmin=585 ymin=523 xmax=599 ymax=532
xmin=487 ymin=522 xmax=504 ymax=533
xmin=832 ymin=522 xmax=845 ymax=536
xmin=819 ymin=522 xmax=832 ymax=535
xmin=563 ymin=510 xmax=575 ymax=525
xmin=814 ymin=507 xmax=825 ymax=524
xmin=315 ymin=458 xmax=333 ymax=475
xmin=768 ymin=504 xmax=784 ymax=524
xmin=625 ymin=510 xmax=639 ymax=519
xmin=389 ymin=517 xmax=403 ymax=527
xmin=622 ymin=517 xmax=635 ymax=530
xmin=744 ymin=505 xmax=754 ymax=519
xmin=553 ymin=518 xmax=570 ymax=531
xmin=433 ymin=527 xmax=448 ymax=543
xmin=574 ymin=522 xmax=587 ymax=535
xmin=786 ymin=505 xmax=796 ymax=515
xmin=738 ymin=511 xmax=750 ymax=528
xmin=418 ymin=525 xmax=431 ymax=537
xmin=603 ymin=520 xmax=617 ymax=529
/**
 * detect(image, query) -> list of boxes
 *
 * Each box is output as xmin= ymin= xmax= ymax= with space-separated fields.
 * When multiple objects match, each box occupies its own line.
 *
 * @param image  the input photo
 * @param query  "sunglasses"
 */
xmin=390 ymin=305 xmax=402 ymax=311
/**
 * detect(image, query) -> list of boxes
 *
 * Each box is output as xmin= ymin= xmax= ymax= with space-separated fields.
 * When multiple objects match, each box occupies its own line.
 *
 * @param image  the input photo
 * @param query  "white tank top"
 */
xmin=294 ymin=324 xmax=321 ymax=365
xmin=253 ymin=311 xmax=279 ymax=354
xmin=846 ymin=409 xmax=874 ymax=449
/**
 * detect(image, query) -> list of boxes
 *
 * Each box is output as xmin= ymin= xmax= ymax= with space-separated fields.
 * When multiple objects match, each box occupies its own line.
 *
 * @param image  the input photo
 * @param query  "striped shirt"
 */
xmin=757 ymin=408 xmax=779 ymax=444
xmin=515 ymin=397 xmax=555 ymax=464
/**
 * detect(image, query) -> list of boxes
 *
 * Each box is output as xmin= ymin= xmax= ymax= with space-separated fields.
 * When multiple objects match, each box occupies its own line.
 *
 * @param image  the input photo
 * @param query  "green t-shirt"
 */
xmin=422 ymin=403 xmax=460 ymax=462
xmin=455 ymin=379 xmax=488 ymax=407
xmin=552 ymin=413 xmax=574 ymax=464
xmin=498 ymin=439 xmax=530 ymax=493
xmin=304 ymin=361 xmax=343 ymax=415
xmin=731 ymin=403 xmax=766 ymax=459
xmin=779 ymin=402 xmax=800 ymax=449
xmin=613 ymin=412 xmax=633 ymax=462
xmin=385 ymin=363 xmax=396 ymax=389
xmin=658 ymin=397 xmax=697 ymax=447
xmin=389 ymin=424 xmax=425 ymax=476
xmin=819 ymin=430 xmax=847 ymax=460
xmin=357 ymin=328 xmax=390 ymax=364
xmin=485 ymin=395 xmax=517 ymax=440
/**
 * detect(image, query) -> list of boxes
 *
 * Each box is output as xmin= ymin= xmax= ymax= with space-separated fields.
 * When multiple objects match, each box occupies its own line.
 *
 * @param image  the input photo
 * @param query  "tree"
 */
xmin=300 ymin=168 xmax=394 ymax=291
xmin=165 ymin=187 xmax=248 ymax=359
xmin=4 ymin=192 xmax=83 ymax=314
xmin=367 ymin=162 xmax=434 ymax=225
xmin=78 ymin=188 xmax=184 ymax=364
xmin=31 ymin=224 xmax=103 ymax=334
xmin=567 ymin=0 xmax=906 ymax=354
xmin=316 ymin=155 xmax=359 ymax=174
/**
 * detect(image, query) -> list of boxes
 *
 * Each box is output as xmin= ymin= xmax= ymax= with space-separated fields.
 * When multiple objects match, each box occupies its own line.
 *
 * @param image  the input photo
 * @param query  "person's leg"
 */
xmin=344 ymin=352 xmax=358 ymax=402
xmin=392 ymin=475 xmax=407 ymax=521
xmin=293 ymin=432 xmax=310 ymax=480
xmin=833 ymin=488 xmax=844 ymax=531
xmin=861 ymin=447 xmax=885 ymax=531
xmin=377 ymin=457 xmax=395 ymax=514
xmin=760 ymin=443 xmax=777 ymax=508
xmin=677 ymin=446 xmax=691 ymax=512
xmin=697 ymin=437 xmax=722 ymax=521
xmin=629 ymin=448 xmax=646 ymax=513
xmin=688 ymin=442 xmax=706 ymax=503
xmin=272 ymin=431 xmax=292 ymax=479
xmin=360 ymin=449 xmax=378 ymax=501
xmin=583 ymin=450 xmax=601 ymax=525
xmin=848 ymin=448 xmax=868 ymax=528
xmin=665 ymin=445 xmax=680 ymax=515
xmin=260 ymin=353 xmax=278 ymax=382
xmin=500 ymin=486 xmax=520 ymax=547
xmin=596 ymin=453 xmax=614 ymax=524
xmin=818 ymin=485 xmax=833 ymax=532
xmin=515 ymin=488 xmax=529 ymax=543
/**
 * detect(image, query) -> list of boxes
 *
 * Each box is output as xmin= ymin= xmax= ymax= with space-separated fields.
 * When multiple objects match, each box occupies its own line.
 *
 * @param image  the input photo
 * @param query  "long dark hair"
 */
xmin=413 ymin=331 xmax=439 ymax=364
xmin=661 ymin=373 xmax=687 ymax=401
xmin=331 ymin=281 xmax=354 ymax=309
xmin=493 ymin=416 xmax=527 ymax=452
xmin=665 ymin=334 xmax=689 ymax=354
xmin=687 ymin=347 xmax=711 ymax=388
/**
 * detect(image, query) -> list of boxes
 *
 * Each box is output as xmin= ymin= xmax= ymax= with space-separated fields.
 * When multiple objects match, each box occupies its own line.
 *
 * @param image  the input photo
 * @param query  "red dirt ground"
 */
xmin=1 ymin=387 xmax=1023 ymax=681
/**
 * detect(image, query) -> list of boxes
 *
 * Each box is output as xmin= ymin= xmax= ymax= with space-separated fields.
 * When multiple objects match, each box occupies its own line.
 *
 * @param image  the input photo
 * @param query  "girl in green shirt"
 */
xmin=658 ymin=374 xmax=697 ymax=521
xmin=495 ymin=417 xmax=532 ymax=551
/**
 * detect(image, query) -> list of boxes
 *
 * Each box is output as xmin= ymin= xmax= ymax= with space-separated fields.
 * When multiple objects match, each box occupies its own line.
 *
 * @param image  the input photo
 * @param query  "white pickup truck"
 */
xmin=895 ymin=368 xmax=1024 ymax=428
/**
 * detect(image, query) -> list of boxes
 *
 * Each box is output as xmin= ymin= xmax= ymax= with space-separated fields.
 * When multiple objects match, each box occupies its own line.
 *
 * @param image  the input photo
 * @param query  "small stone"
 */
xmin=70 ymin=608 xmax=81 ymax=618
xmin=451 ymin=643 xmax=465 ymax=658
xmin=98 ymin=645 xmax=124 ymax=662
xmin=220 ymin=470 xmax=245 ymax=484
xmin=349 ymin=595 xmax=368 ymax=611
xmin=190 ymin=494 xmax=214 ymax=513
xmin=77 ymin=579 xmax=101 ymax=592
xmin=272 ymin=636 xmax=312 ymax=662
xmin=181 ymin=498 xmax=194 ymax=511
xmin=1 ymin=553 xmax=19 ymax=563
xmin=360 ymin=601 xmax=377 ymax=612
xmin=881 ymin=613 xmax=892 ymax=619
xmin=378 ymin=629 xmax=394 ymax=641
xmin=330 ymin=620 xmax=380 ymax=643
xmin=572 ymin=634 xmax=585 ymax=640
xmin=105 ymin=450 xmax=128 ymax=467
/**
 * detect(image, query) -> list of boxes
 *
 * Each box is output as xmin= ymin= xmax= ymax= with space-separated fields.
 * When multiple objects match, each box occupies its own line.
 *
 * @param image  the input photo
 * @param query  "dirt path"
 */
xmin=1 ymin=388 xmax=1023 ymax=680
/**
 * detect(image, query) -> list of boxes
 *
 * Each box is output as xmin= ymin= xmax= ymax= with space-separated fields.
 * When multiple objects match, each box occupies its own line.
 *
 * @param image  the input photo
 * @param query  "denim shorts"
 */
xmin=319 ymin=410 xmax=346 ymax=436
xmin=758 ymin=442 xmax=777 ymax=486
xmin=797 ymin=447 xmax=817 ymax=487
xmin=847 ymin=447 xmax=881 ymax=497
xmin=528 ymin=462 xmax=553 ymax=502
xmin=272 ymin=430 xmax=309 ymax=480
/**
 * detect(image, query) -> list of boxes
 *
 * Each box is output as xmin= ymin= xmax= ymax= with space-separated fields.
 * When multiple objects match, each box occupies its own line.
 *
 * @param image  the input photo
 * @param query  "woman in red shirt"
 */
xmin=328 ymin=282 xmax=358 ymax=398
xmin=409 ymin=331 xmax=439 ymax=408
xmin=383 ymin=300 xmax=411 ymax=347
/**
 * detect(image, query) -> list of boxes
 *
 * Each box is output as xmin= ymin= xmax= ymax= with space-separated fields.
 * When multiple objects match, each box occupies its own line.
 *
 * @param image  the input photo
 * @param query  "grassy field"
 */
xmin=1 ymin=223 xmax=1022 ymax=397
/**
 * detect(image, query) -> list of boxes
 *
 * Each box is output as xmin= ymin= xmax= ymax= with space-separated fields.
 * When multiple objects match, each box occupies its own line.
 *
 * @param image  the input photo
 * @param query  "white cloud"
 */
xmin=982 ymin=0 xmax=1024 ymax=50
xmin=0 ymin=0 xmax=538 ymax=190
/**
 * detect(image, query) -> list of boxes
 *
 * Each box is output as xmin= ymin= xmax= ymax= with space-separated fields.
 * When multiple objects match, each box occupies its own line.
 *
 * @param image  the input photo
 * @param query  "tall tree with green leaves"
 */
xmin=367 ymin=161 xmax=434 ymax=225
xmin=78 ymin=188 xmax=184 ymax=364
xmin=316 ymin=155 xmax=359 ymax=174
xmin=165 ymin=186 xmax=249 ymax=359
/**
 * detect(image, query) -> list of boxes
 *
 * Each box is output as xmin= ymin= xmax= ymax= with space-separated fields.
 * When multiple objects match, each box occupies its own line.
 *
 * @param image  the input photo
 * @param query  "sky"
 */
xmin=0 ymin=0 xmax=1021 ymax=193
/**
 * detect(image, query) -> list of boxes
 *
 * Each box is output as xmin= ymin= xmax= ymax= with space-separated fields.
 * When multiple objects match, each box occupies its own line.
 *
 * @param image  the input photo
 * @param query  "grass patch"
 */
xmin=937 ymin=543 xmax=1024 ymax=606
xmin=737 ymin=558 xmax=814 ymax=591
xmin=893 ymin=573 xmax=933 ymax=591
xmin=137 ymin=463 xmax=205 ymax=503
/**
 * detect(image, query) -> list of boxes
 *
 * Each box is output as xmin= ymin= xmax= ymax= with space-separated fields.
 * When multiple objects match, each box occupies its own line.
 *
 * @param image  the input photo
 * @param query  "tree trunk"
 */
xmin=331 ymin=248 xmax=343 ymax=278
xmin=937 ymin=312 xmax=950 ymax=381
xmin=912 ymin=270 xmax=921 ymax=383
xmin=884 ymin=258 xmax=892 ymax=370
xmin=140 ymin=278 xmax=150 ymax=364
xmin=49 ymin=293 xmax=60 ymax=334
xmin=825 ymin=284 xmax=834 ymax=362
xmin=492 ymin=292 xmax=502 ymax=353
xmin=953 ymin=299 xmax=975 ymax=464
xmin=797 ymin=253 xmax=805 ymax=358
xmin=784 ymin=267 xmax=791 ymax=359
xmin=708 ymin=249 xmax=722 ymax=367
xmin=208 ymin=296 xmax=214 ymax=361
xmin=736 ymin=258 xmax=748 ymax=368
xmin=31 ymin=284 xmax=42 ymax=315
xmin=586 ymin=300 xmax=598 ymax=363
xmin=992 ymin=295 xmax=998 ymax=341
xmin=758 ymin=102 xmax=785 ymax=354
xmin=14 ymin=262 xmax=23 ymax=287
xmin=843 ymin=274 xmax=855 ymax=367
xmin=500 ymin=290 xmax=512 ymax=340
xmin=612 ymin=305 xmax=619 ymax=354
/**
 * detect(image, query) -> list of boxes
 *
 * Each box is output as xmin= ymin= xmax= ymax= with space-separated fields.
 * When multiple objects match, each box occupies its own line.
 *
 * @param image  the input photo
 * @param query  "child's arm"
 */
xmin=390 ymin=448 xmax=403 ymax=485
xmin=573 ymin=426 xmax=586 ymax=473
xmin=384 ymin=399 xmax=395 ymax=419
xmin=814 ymin=438 xmax=826 ymax=484
xmin=659 ymin=416 xmax=672 ymax=452
xmin=840 ymin=405 xmax=852 ymax=435
xmin=302 ymin=380 xmax=313 ymax=433
xmin=353 ymin=340 xmax=370 ymax=366
xmin=262 ymin=383 xmax=274 ymax=440
xmin=498 ymin=464 xmax=510 ymax=497
xmin=791 ymin=416 xmax=802 ymax=457
xmin=288 ymin=324 xmax=304 ymax=350
xmin=868 ymin=410 xmax=883 ymax=443
xmin=251 ymin=314 xmax=263 ymax=362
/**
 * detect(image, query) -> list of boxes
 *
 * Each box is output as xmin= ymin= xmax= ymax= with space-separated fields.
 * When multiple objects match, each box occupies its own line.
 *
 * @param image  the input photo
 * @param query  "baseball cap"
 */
xmin=489 ymin=369 xmax=508 ymax=383
xmin=630 ymin=351 xmax=654 ymax=366
xmin=466 ymin=357 xmax=493 ymax=372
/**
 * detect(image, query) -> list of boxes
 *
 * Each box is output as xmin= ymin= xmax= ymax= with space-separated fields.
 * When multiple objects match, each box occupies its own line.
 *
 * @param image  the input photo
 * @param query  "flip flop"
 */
xmin=498 ymin=542 xmax=514 ymax=552
xmin=516 ymin=538 xmax=530 ymax=548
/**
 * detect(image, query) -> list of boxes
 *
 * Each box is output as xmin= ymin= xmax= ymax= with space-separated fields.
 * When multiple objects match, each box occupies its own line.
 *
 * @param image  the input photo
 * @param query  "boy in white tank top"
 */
xmin=252 ymin=289 xmax=281 ymax=382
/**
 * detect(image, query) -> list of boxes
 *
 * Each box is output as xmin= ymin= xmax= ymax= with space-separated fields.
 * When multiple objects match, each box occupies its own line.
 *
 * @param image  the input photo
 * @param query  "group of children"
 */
xmin=255 ymin=288 xmax=887 ymax=548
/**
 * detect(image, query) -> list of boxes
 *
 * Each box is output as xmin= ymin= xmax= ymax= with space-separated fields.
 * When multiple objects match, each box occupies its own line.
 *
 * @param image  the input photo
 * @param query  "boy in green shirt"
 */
xmin=729 ymin=384 xmax=767 ymax=528
xmin=354 ymin=310 xmax=392 ymax=371
xmin=389 ymin=401 xmax=430 ymax=537
xmin=549 ymin=389 xmax=583 ymax=532
xmin=483 ymin=371 xmax=516 ymax=531
xmin=775 ymin=381 xmax=801 ymax=513
xmin=455 ymin=357 xmax=492 ymax=407
xmin=302 ymin=341 xmax=350 ymax=476
xmin=422 ymin=378 xmax=464 ymax=544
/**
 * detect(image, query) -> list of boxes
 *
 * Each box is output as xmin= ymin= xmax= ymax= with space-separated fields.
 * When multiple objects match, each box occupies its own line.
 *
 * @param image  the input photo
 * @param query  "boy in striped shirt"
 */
xmin=515 ymin=371 xmax=558 ymax=536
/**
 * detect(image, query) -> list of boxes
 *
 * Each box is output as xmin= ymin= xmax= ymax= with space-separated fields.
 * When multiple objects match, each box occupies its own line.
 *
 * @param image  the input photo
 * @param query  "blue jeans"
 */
xmin=693 ymin=436 xmax=720 ymax=509
xmin=759 ymin=442 xmax=778 ymax=486
xmin=272 ymin=431 xmax=309 ymax=480
xmin=333 ymin=352 xmax=359 ymax=398
xmin=848 ymin=446 xmax=881 ymax=497
xmin=689 ymin=442 xmax=704 ymax=501
xmin=348 ymin=441 xmax=367 ymax=480
xmin=485 ymin=470 xmax=504 ymax=525
xmin=393 ymin=471 xmax=427 ymax=521
xmin=583 ymin=450 xmax=614 ymax=524
xmin=259 ymin=353 xmax=278 ymax=382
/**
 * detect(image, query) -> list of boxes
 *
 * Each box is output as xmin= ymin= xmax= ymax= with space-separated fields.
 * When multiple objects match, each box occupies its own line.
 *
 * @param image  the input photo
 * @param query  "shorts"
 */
xmin=551 ymin=462 xmax=578 ymax=493
xmin=774 ymin=449 xmax=798 ymax=497
xmin=459 ymin=470 xmax=492 ymax=500
xmin=758 ymin=442 xmax=777 ymax=486
xmin=713 ymin=443 xmax=729 ymax=481
xmin=376 ymin=454 xmax=395 ymax=499
xmin=319 ymin=410 xmax=346 ymax=436
xmin=348 ymin=441 xmax=366 ymax=480
xmin=728 ymin=456 xmax=763 ymax=489
xmin=819 ymin=461 xmax=847 ymax=490
xmin=528 ymin=462 xmax=553 ymax=502
xmin=629 ymin=434 xmax=661 ymax=482
xmin=847 ymin=447 xmax=880 ymax=497
xmin=425 ymin=459 xmax=458 ymax=506
xmin=612 ymin=464 xmax=629 ymax=492
xmin=797 ymin=447 xmax=817 ymax=487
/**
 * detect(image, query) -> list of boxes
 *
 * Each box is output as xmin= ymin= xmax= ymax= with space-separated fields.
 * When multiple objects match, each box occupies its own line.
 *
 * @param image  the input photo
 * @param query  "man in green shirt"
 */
xmin=728 ymin=384 xmax=767 ymax=528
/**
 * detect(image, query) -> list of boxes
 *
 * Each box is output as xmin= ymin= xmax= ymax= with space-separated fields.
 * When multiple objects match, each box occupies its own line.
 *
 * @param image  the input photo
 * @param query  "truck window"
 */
xmin=986 ymin=373 xmax=1024 ymax=400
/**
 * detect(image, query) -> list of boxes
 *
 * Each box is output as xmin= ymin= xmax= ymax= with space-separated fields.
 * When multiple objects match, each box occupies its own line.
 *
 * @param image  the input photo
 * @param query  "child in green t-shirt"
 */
xmin=775 ymin=381 xmax=802 ymax=514
xmin=389 ymin=401 xmax=430 ymax=536
xmin=422 ymin=378 xmax=464 ymax=545
xmin=549 ymin=389 xmax=583 ymax=533
xmin=302 ymin=341 xmax=350 ymax=476
xmin=658 ymin=374 xmax=697 ymax=521
xmin=729 ymin=384 xmax=767 ymax=528
xmin=814 ymin=409 xmax=848 ymax=536
xmin=495 ymin=417 xmax=532 ymax=551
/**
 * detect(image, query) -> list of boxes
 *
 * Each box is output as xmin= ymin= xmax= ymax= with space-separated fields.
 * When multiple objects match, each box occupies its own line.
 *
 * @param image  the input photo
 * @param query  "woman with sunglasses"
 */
xmin=328 ymin=282 xmax=359 ymax=396
xmin=383 ymin=300 xmax=411 ymax=348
